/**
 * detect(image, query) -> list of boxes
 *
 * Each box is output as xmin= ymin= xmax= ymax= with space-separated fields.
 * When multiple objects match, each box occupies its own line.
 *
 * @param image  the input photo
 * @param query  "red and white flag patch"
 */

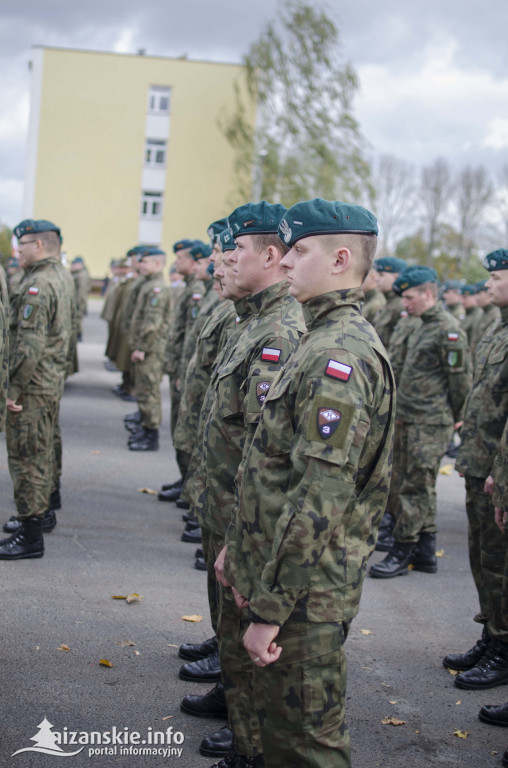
xmin=447 ymin=332 xmax=459 ymax=341
xmin=261 ymin=347 xmax=281 ymax=363
xmin=28 ymin=286 xmax=39 ymax=295
xmin=325 ymin=359 xmax=352 ymax=382
xmin=192 ymin=293 xmax=202 ymax=301
xmin=153 ymin=286 xmax=161 ymax=293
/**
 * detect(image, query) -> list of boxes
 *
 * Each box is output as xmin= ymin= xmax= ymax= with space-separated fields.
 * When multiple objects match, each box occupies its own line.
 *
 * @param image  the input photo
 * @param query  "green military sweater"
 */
xmin=224 ymin=287 xmax=395 ymax=625
xmin=395 ymin=303 xmax=471 ymax=425
xmin=456 ymin=306 xmax=508 ymax=480
xmin=9 ymin=256 xmax=72 ymax=402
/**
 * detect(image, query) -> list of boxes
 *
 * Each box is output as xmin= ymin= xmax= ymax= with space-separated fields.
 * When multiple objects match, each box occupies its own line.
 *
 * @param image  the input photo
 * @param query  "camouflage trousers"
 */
xmin=168 ymin=375 xmax=182 ymax=438
xmin=6 ymin=393 xmax=59 ymax=519
xmin=388 ymin=421 xmax=453 ymax=543
xmin=202 ymin=527 xmax=219 ymax=634
xmin=252 ymin=620 xmax=350 ymax=768
xmin=134 ymin=354 xmax=163 ymax=430
xmin=53 ymin=408 xmax=62 ymax=493
xmin=465 ymin=476 xmax=508 ymax=640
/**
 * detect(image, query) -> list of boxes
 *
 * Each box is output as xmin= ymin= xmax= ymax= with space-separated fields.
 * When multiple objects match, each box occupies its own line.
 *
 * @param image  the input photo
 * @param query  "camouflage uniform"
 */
xmin=6 ymin=257 xmax=72 ymax=519
xmin=224 ymin=287 xmax=396 ymax=768
xmin=388 ymin=303 xmax=471 ymax=542
xmin=462 ymin=304 xmax=483 ymax=346
xmin=362 ymin=287 xmax=385 ymax=324
xmin=374 ymin=291 xmax=405 ymax=349
xmin=456 ymin=306 xmax=508 ymax=638
xmin=186 ymin=281 xmax=305 ymax=757
xmin=471 ymin=303 xmax=501 ymax=360
xmin=446 ymin=302 xmax=465 ymax=322
xmin=128 ymin=272 xmax=171 ymax=430
xmin=0 ymin=267 xmax=9 ymax=431
xmin=72 ymin=266 xmax=91 ymax=338
xmin=492 ymin=418 xmax=508 ymax=643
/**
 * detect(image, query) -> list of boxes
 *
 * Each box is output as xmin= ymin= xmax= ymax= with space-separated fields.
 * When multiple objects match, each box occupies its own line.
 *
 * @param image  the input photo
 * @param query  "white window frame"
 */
xmin=144 ymin=138 xmax=167 ymax=167
xmin=140 ymin=190 xmax=163 ymax=219
xmin=147 ymin=86 xmax=171 ymax=115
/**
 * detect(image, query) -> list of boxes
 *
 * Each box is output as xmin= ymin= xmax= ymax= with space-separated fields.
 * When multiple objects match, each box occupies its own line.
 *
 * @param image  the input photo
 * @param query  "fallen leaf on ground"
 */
xmin=111 ymin=595 xmax=128 ymax=599
xmin=118 ymin=641 xmax=136 ymax=647
xmin=161 ymin=716 xmax=173 ymax=721
xmin=181 ymin=615 xmax=203 ymax=623
xmin=138 ymin=487 xmax=158 ymax=495
xmin=439 ymin=464 xmax=453 ymax=475
xmin=447 ymin=668 xmax=459 ymax=676
xmin=126 ymin=594 xmax=141 ymax=604
xmin=389 ymin=700 xmax=397 ymax=705
xmin=436 ymin=549 xmax=445 ymax=557
xmin=167 ymin=644 xmax=178 ymax=648
xmin=91 ymin=450 xmax=101 ymax=455
xmin=99 ymin=659 xmax=113 ymax=668
xmin=382 ymin=717 xmax=406 ymax=726
xmin=382 ymin=683 xmax=391 ymax=688
xmin=453 ymin=730 xmax=468 ymax=739
xmin=360 ymin=629 xmax=372 ymax=635
xmin=134 ymin=651 xmax=140 ymax=656
xmin=360 ymin=666 xmax=373 ymax=670
xmin=492 ymin=751 xmax=499 ymax=756
xmin=57 ymin=644 xmax=70 ymax=652
xmin=455 ymin=700 xmax=461 ymax=705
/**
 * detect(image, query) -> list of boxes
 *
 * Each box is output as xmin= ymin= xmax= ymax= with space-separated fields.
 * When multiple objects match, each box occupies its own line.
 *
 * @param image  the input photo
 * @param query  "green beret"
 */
xmin=191 ymin=241 xmax=213 ymax=261
xmin=442 ymin=279 xmax=463 ymax=292
xmin=206 ymin=262 xmax=215 ymax=278
xmin=173 ymin=239 xmax=195 ymax=253
xmin=278 ymin=198 xmax=378 ymax=247
xmin=207 ymin=218 xmax=229 ymax=245
xmin=137 ymin=246 xmax=166 ymax=261
xmin=126 ymin=245 xmax=148 ymax=257
xmin=229 ymin=201 xmax=287 ymax=237
xmin=115 ymin=257 xmax=129 ymax=268
xmin=14 ymin=218 xmax=62 ymax=243
xmin=374 ymin=256 xmax=406 ymax=274
xmin=217 ymin=228 xmax=236 ymax=252
xmin=461 ymin=284 xmax=478 ymax=296
xmin=71 ymin=256 xmax=84 ymax=265
xmin=476 ymin=280 xmax=488 ymax=292
xmin=483 ymin=248 xmax=508 ymax=271
xmin=393 ymin=266 xmax=438 ymax=295
xmin=6 ymin=257 xmax=19 ymax=268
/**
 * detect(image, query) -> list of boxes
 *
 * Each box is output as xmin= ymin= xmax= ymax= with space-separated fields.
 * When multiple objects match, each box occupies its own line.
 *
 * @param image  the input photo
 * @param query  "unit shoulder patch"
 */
xmin=324 ymin=359 xmax=352 ymax=382
xmin=23 ymin=304 xmax=33 ymax=319
xmin=256 ymin=381 xmax=271 ymax=405
xmin=317 ymin=407 xmax=342 ymax=439
xmin=28 ymin=286 xmax=39 ymax=296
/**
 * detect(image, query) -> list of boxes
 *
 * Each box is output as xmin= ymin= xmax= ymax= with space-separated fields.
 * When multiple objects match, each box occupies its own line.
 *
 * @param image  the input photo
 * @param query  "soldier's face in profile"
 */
xmin=376 ymin=270 xmax=396 ymax=293
xmin=486 ymin=271 xmax=508 ymax=307
xmin=233 ymin=235 xmax=265 ymax=293
xmin=281 ymin=236 xmax=335 ymax=304
xmin=402 ymin=287 xmax=431 ymax=316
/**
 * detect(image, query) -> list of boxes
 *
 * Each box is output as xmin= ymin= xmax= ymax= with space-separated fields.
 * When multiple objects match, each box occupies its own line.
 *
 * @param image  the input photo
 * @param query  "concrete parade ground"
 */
xmin=0 ymin=297 xmax=506 ymax=768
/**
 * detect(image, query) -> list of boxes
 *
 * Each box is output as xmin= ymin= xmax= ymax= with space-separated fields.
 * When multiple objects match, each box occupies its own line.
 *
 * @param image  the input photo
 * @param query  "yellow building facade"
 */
xmin=24 ymin=46 xmax=253 ymax=278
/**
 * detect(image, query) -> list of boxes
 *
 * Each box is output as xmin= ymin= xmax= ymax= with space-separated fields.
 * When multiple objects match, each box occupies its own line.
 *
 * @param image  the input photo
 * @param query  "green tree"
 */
xmin=221 ymin=0 xmax=372 ymax=206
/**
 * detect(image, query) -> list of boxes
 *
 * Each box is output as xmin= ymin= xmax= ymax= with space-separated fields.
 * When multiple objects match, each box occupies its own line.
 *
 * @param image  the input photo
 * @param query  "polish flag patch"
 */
xmin=325 ymin=359 xmax=352 ymax=382
xmin=28 ymin=286 xmax=39 ymax=295
xmin=192 ymin=293 xmax=202 ymax=301
xmin=261 ymin=347 xmax=281 ymax=363
xmin=447 ymin=332 xmax=459 ymax=341
xmin=153 ymin=286 xmax=161 ymax=293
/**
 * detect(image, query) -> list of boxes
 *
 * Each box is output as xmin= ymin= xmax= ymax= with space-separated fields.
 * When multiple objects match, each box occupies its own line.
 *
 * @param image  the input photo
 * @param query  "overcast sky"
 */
xmin=1 ymin=0 xmax=507 ymax=229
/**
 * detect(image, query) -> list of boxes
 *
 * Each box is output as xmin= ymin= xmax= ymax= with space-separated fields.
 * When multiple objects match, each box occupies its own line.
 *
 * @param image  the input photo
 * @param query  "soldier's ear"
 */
xmin=264 ymin=245 xmax=280 ymax=269
xmin=331 ymin=247 xmax=351 ymax=275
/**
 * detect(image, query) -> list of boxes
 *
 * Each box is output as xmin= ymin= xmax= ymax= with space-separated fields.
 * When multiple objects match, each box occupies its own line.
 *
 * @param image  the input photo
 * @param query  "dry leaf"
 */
xmin=492 ymin=751 xmax=499 ymax=756
xmin=382 ymin=717 xmax=406 ymax=726
xmin=167 ymin=644 xmax=179 ymax=648
xmin=161 ymin=716 xmax=173 ymax=721
xmin=447 ymin=668 xmax=459 ymax=676
xmin=111 ymin=595 xmax=128 ymax=600
xmin=134 ymin=650 xmax=140 ymax=656
xmin=414 ymin=730 xmax=420 ymax=734
xmin=118 ymin=641 xmax=136 ymax=647
xmin=57 ymin=644 xmax=70 ymax=652
xmin=91 ymin=450 xmax=101 ymax=455
xmin=99 ymin=658 xmax=113 ymax=668
xmin=453 ymin=730 xmax=468 ymax=739
xmin=126 ymin=593 xmax=141 ymax=604
xmin=382 ymin=683 xmax=391 ymax=688
xmin=389 ymin=700 xmax=397 ymax=705
xmin=360 ymin=666 xmax=373 ymax=670
xmin=35 ymin=645 xmax=40 ymax=651
xmin=455 ymin=700 xmax=461 ymax=705
xmin=138 ymin=487 xmax=158 ymax=495
xmin=408 ymin=563 xmax=414 ymax=570
xmin=360 ymin=629 xmax=372 ymax=635
xmin=436 ymin=549 xmax=445 ymax=557
xmin=181 ymin=615 xmax=203 ymax=623
xmin=439 ymin=464 xmax=453 ymax=475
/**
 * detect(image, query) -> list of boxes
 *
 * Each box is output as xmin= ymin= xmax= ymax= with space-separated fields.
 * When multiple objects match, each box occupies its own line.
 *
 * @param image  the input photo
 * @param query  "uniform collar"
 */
xmin=420 ymin=302 xmax=441 ymax=323
xmin=500 ymin=305 xmax=508 ymax=322
xmin=25 ymin=255 xmax=58 ymax=273
xmin=244 ymin=280 xmax=289 ymax=316
xmin=302 ymin=287 xmax=364 ymax=330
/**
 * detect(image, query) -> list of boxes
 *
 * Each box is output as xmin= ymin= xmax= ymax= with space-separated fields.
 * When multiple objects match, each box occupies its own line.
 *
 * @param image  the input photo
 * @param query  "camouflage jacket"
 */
xmin=188 ymin=281 xmax=305 ymax=537
xmin=128 ymin=272 xmax=171 ymax=356
xmin=456 ymin=306 xmax=508 ymax=479
xmin=388 ymin=314 xmax=422 ymax=383
xmin=9 ymin=256 xmax=72 ymax=402
xmin=446 ymin=302 xmax=465 ymax=322
xmin=374 ymin=291 xmax=405 ymax=349
xmin=471 ymin=303 xmax=501 ymax=359
xmin=72 ymin=267 xmax=91 ymax=319
xmin=492 ymin=416 xmax=508 ymax=512
xmin=163 ymin=275 xmax=205 ymax=377
xmin=178 ymin=278 xmax=219 ymax=383
xmin=224 ymin=287 xmax=396 ymax=625
xmin=462 ymin=305 xmax=483 ymax=345
xmin=363 ymin=288 xmax=386 ymax=324
xmin=120 ymin=276 xmax=145 ymax=337
xmin=395 ymin=303 xmax=471 ymax=425
xmin=0 ymin=268 xmax=9 ymax=430
xmin=173 ymin=297 xmax=236 ymax=454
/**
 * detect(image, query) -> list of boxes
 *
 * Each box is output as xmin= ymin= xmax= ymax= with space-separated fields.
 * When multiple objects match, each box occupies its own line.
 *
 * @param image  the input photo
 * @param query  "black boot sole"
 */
xmin=180 ymin=703 xmax=228 ymax=718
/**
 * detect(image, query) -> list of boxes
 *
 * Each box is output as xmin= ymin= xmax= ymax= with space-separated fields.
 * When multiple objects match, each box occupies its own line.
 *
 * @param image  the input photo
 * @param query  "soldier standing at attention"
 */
xmin=127 ymin=247 xmax=171 ymax=452
xmin=216 ymin=199 xmax=395 ymax=768
xmin=442 ymin=279 xmax=465 ymax=322
xmin=0 ymin=219 xmax=71 ymax=560
xmin=69 ymin=256 xmax=91 ymax=341
xmin=462 ymin=283 xmax=483 ymax=347
xmin=369 ymin=266 xmax=471 ymax=579
xmin=373 ymin=256 xmax=407 ymax=348
xmin=444 ymin=249 xmax=508 ymax=691
xmin=361 ymin=266 xmax=385 ymax=323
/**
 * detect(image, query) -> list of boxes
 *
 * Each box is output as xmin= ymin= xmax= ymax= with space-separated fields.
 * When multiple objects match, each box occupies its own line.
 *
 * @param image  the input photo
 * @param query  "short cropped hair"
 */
xmin=250 ymin=233 xmax=290 ymax=257
xmin=322 ymin=232 xmax=377 ymax=281
xmin=38 ymin=230 xmax=61 ymax=254
xmin=412 ymin=281 xmax=438 ymax=299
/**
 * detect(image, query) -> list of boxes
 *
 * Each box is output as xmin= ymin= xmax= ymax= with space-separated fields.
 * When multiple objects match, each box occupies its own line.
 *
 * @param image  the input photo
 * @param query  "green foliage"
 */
xmin=220 ymin=0 xmax=372 ymax=206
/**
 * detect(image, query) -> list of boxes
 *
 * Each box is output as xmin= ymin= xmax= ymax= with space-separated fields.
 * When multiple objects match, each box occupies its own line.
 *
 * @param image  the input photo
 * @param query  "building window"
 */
xmin=141 ymin=191 xmax=163 ymax=218
xmin=145 ymin=138 xmax=167 ymax=166
xmin=147 ymin=86 xmax=171 ymax=114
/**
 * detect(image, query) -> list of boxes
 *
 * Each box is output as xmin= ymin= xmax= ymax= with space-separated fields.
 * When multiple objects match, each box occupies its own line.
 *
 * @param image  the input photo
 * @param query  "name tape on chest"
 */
xmin=28 ymin=286 xmax=39 ymax=295
xmin=261 ymin=347 xmax=282 ymax=363
xmin=317 ymin=407 xmax=342 ymax=439
xmin=325 ymin=359 xmax=352 ymax=382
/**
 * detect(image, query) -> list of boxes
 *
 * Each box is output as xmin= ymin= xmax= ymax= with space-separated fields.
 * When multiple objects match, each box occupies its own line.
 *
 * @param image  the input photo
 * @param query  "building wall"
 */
xmin=25 ymin=47 xmax=253 ymax=278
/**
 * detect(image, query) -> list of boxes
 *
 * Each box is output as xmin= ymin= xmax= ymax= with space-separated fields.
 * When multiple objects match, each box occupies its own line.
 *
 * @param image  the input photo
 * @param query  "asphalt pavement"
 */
xmin=0 ymin=298 xmax=506 ymax=768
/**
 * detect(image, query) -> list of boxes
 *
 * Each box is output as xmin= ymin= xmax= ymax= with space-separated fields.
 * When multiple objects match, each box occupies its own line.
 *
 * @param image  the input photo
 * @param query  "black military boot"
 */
xmin=455 ymin=639 xmax=508 ymax=690
xmin=478 ymin=701 xmax=508 ymax=726
xmin=181 ymin=682 xmax=228 ymax=718
xmin=0 ymin=517 xmax=44 ymax=560
xmin=127 ymin=424 xmax=146 ymax=442
xmin=199 ymin=726 xmax=233 ymax=758
xmin=128 ymin=428 xmax=159 ymax=451
xmin=410 ymin=532 xmax=438 ymax=573
xmin=209 ymin=751 xmax=265 ymax=767
xmin=3 ymin=506 xmax=56 ymax=534
xmin=443 ymin=625 xmax=490 ymax=671
xmin=369 ymin=542 xmax=415 ymax=578
xmin=124 ymin=410 xmax=141 ymax=425
xmin=179 ymin=635 xmax=218 ymax=661
xmin=179 ymin=651 xmax=221 ymax=682
xmin=375 ymin=511 xmax=394 ymax=552
xmin=161 ymin=478 xmax=183 ymax=492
